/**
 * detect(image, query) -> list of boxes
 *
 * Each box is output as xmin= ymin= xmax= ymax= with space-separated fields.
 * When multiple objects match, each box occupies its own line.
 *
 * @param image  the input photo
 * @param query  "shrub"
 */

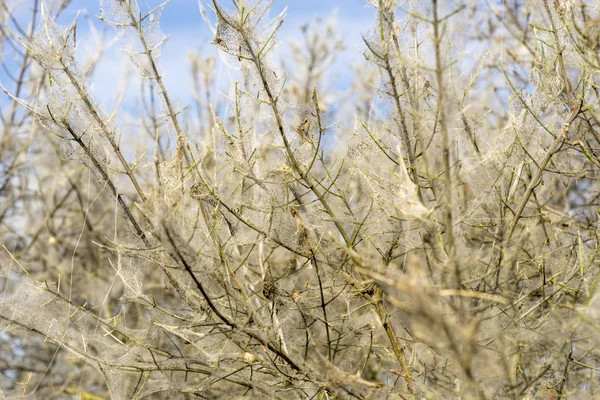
xmin=1 ymin=0 xmax=600 ymax=398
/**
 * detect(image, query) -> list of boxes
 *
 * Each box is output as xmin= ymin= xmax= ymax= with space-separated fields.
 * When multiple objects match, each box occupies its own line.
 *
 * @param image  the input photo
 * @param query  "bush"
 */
xmin=1 ymin=0 xmax=600 ymax=398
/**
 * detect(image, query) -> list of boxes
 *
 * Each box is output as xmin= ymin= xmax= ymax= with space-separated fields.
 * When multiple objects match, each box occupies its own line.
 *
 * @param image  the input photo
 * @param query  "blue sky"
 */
xmin=0 ymin=1 xmax=376 ymax=111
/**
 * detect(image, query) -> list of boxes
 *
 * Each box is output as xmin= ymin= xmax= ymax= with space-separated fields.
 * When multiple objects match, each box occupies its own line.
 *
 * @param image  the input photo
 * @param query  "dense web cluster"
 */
xmin=2 ymin=0 xmax=600 ymax=399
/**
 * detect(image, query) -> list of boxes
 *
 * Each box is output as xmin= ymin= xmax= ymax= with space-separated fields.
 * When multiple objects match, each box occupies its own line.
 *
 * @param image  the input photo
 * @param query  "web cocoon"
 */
xmin=393 ymin=144 xmax=431 ymax=220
